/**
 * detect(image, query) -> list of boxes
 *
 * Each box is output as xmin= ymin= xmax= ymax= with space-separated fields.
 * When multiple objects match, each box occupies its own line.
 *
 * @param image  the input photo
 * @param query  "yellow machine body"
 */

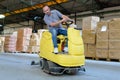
xmin=39 ymin=28 xmax=85 ymax=67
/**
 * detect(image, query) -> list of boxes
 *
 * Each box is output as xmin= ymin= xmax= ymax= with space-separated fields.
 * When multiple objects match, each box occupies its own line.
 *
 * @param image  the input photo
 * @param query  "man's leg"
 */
xmin=49 ymin=27 xmax=58 ymax=53
xmin=58 ymin=28 xmax=68 ymax=52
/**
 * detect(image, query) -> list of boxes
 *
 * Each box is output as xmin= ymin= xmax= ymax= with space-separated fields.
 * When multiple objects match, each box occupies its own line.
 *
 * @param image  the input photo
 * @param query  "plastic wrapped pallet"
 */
xmin=37 ymin=29 xmax=48 ymax=52
xmin=16 ymin=28 xmax=32 ymax=52
xmin=28 ymin=33 xmax=40 ymax=53
xmin=17 ymin=28 xmax=32 ymax=37
xmin=4 ymin=35 xmax=17 ymax=52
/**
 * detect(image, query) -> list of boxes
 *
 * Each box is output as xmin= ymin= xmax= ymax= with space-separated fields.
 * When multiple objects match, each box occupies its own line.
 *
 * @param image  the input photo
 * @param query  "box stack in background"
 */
xmin=82 ymin=16 xmax=100 ymax=58
xmin=109 ymin=19 xmax=120 ymax=60
xmin=37 ymin=29 xmax=48 ymax=51
xmin=82 ymin=30 xmax=96 ymax=58
xmin=82 ymin=16 xmax=100 ymax=30
xmin=4 ymin=32 xmax=17 ymax=52
xmin=0 ymin=37 xmax=5 ymax=52
xmin=96 ymin=21 xmax=109 ymax=59
xmin=16 ymin=28 xmax=32 ymax=52
xmin=27 ymin=33 xmax=40 ymax=53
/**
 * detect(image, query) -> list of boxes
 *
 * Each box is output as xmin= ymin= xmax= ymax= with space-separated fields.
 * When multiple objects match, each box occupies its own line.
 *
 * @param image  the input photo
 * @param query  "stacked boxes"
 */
xmin=109 ymin=19 xmax=120 ymax=59
xmin=37 ymin=29 xmax=48 ymax=51
xmin=82 ymin=30 xmax=96 ymax=44
xmin=82 ymin=30 xmax=96 ymax=58
xmin=96 ymin=21 xmax=109 ymax=59
xmin=4 ymin=34 xmax=17 ymax=52
xmin=16 ymin=28 xmax=32 ymax=52
xmin=27 ymin=33 xmax=40 ymax=53
xmin=82 ymin=16 xmax=100 ymax=58
xmin=82 ymin=17 xmax=120 ymax=60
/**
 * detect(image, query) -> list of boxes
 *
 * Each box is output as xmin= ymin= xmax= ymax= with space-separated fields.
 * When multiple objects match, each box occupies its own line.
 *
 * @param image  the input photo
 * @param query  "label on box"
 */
xmin=101 ymin=26 xmax=107 ymax=31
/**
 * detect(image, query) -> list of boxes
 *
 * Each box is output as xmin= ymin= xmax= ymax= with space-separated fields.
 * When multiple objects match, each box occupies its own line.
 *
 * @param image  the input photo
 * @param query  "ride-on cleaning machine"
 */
xmin=32 ymin=21 xmax=85 ymax=75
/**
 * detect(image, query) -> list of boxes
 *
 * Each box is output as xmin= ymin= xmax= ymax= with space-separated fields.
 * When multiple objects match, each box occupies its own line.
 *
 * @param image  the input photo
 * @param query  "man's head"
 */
xmin=43 ymin=5 xmax=51 ymax=15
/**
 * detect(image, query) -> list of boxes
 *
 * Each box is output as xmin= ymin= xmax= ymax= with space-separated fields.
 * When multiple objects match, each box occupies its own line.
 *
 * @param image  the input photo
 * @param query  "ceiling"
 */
xmin=0 ymin=0 xmax=120 ymax=26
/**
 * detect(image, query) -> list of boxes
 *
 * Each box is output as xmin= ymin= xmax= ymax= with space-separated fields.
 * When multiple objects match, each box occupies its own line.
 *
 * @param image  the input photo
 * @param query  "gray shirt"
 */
xmin=43 ymin=10 xmax=63 ymax=28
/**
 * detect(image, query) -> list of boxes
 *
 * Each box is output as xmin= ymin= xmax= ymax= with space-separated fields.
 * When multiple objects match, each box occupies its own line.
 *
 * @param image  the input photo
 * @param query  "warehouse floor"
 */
xmin=0 ymin=53 xmax=120 ymax=80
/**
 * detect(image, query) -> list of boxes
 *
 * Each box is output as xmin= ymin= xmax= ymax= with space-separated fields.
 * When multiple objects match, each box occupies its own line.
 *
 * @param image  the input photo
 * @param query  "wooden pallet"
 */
xmin=85 ymin=57 xmax=95 ymax=60
xmin=108 ymin=58 xmax=120 ymax=62
xmin=95 ymin=57 xmax=109 ymax=61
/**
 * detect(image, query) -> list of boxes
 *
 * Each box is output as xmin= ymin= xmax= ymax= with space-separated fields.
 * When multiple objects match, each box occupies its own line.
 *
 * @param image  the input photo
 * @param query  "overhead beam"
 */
xmin=52 ymin=0 xmax=71 ymax=14
xmin=4 ymin=0 xmax=69 ymax=16
xmin=70 ymin=9 xmax=120 ymax=18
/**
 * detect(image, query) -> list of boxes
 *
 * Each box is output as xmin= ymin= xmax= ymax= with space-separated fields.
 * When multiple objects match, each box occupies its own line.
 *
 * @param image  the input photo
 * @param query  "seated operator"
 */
xmin=42 ymin=5 xmax=72 ymax=54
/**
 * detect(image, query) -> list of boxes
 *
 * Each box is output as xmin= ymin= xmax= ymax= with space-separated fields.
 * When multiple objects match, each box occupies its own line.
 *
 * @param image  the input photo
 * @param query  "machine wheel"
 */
xmin=40 ymin=59 xmax=44 ymax=69
xmin=40 ymin=59 xmax=64 ymax=75
xmin=40 ymin=58 xmax=50 ymax=73
xmin=65 ymin=68 xmax=78 ymax=75
xmin=47 ymin=61 xmax=64 ymax=75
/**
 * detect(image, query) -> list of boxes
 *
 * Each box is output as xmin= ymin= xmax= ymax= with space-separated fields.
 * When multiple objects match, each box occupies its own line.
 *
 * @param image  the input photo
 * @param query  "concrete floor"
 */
xmin=0 ymin=53 xmax=120 ymax=80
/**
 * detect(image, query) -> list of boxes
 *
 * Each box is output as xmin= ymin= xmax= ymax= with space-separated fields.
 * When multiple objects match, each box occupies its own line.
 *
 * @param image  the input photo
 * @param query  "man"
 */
xmin=43 ymin=5 xmax=72 ymax=54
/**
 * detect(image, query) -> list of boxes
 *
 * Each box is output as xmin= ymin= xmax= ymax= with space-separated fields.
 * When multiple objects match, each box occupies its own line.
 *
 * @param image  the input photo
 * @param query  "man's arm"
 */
xmin=62 ymin=15 xmax=72 ymax=21
xmin=50 ymin=15 xmax=72 ymax=27
xmin=50 ymin=18 xmax=66 ymax=27
xmin=50 ymin=10 xmax=72 ymax=27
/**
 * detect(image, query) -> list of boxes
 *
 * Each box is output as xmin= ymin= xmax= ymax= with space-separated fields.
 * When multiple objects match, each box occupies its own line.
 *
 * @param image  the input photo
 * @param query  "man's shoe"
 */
xmin=54 ymin=48 xmax=58 ymax=54
xmin=63 ymin=47 xmax=68 ymax=53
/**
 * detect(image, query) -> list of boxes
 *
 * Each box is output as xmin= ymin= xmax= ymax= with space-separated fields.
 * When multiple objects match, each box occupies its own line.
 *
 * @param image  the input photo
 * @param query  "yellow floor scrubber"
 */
xmin=37 ymin=21 xmax=85 ymax=75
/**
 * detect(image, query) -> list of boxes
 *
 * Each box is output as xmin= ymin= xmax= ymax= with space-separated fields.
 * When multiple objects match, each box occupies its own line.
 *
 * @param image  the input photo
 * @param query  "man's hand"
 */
xmin=61 ymin=18 xmax=67 ymax=22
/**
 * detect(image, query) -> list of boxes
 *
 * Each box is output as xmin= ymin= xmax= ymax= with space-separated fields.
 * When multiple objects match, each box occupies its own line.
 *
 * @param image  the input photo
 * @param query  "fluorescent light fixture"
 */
xmin=0 ymin=24 xmax=2 ymax=27
xmin=0 ymin=14 xmax=5 ymax=19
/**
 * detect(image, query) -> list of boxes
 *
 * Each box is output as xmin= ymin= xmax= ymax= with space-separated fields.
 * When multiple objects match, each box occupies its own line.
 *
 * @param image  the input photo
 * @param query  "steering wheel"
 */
xmin=62 ymin=20 xmax=74 ymax=28
xmin=62 ymin=20 xmax=82 ymax=30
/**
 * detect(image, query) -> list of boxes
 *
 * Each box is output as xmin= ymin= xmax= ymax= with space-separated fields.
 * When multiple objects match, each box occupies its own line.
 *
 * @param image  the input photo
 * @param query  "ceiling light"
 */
xmin=0 ymin=14 xmax=5 ymax=19
xmin=0 ymin=24 xmax=3 ymax=27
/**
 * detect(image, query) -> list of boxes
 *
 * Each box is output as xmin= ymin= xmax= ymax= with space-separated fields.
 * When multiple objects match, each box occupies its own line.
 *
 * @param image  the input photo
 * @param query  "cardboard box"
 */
xmin=82 ymin=16 xmax=100 ymax=30
xmin=17 ymin=28 xmax=32 ymax=37
xmin=27 ymin=46 xmax=40 ymax=53
xmin=109 ymin=19 xmax=120 ymax=30
xmin=96 ymin=31 xmax=108 ymax=41
xmin=29 ymin=39 xmax=39 ymax=46
xmin=109 ymin=49 xmax=120 ymax=59
xmin=29 ymin=33 xmax=40 ymax=46
xmin=109 ymin=40 xmax=120 ymax=49
xmin=84 ymin=43 xmax=88 ymax=55
xmin=96 ymin=21 xmax=109 ymax=32
xmin=87 ymin=44 xmax=96 ymax=57
xmin=31 ymin=33 xmax=39 ymax=39
xmin=88 ymin=44 xmax=96 ymax=49
xmin=82 ymin=30 xmax=96 ymax=44
xmin=16 ymin=46 xmax=28 ymax=52
xmin=4 ymin=44 xmax=16 ymax=48
xmin=109 ymin=30 xmax=120 ymax=40
xmin=96 ymin=49 xmax=108 ymax=58
xmin=5 ymin=36 xmax=17 ymax=42
xmin=16 ymin=37 xmax=30 ymax=46
xmin=96 ymin=40 xmax=108 ymax=49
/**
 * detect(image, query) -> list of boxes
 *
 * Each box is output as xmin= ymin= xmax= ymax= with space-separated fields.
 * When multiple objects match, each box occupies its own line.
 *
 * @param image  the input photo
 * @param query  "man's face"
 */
xmin=43 ymin=6 xmax=51 ymax=15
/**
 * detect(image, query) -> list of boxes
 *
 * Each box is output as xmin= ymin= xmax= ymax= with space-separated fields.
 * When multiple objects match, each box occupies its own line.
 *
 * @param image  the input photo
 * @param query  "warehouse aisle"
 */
xmin=0 ymin=53 xmax=120 ymax=80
